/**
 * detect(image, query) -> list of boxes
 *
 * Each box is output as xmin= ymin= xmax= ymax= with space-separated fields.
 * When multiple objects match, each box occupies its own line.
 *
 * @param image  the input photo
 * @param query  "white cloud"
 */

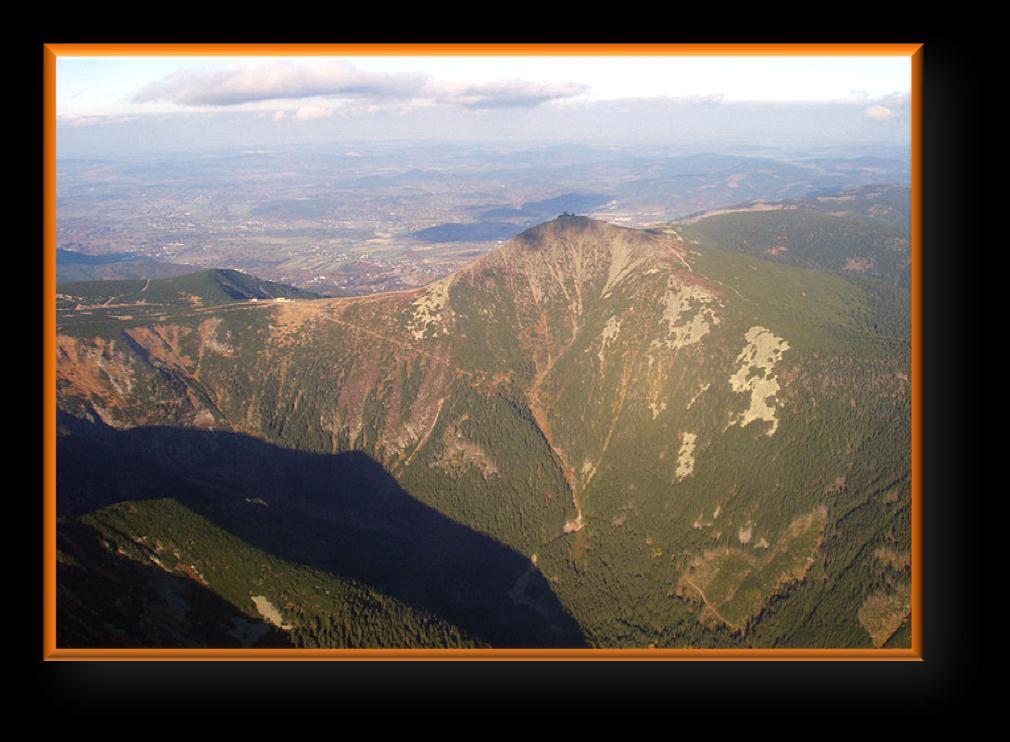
xmin=863 ymin=91 xmax=910 ymax=121
xmin=58 ymin=114 xmax=135 ymax=127
xmin=129 ymin=60 xmax=589 ymax=112
xmin=272 ymin=110 xmax=287 ymax=122
xmin=864 ymin=104 xmax=896 ymax=120
xmin=424 ymin=79 xmax=589 ymax=108
xmin=293 ymin=105 xmax=334 ymax=121
xmin=131 ymin=61 xmax=426 ymax=107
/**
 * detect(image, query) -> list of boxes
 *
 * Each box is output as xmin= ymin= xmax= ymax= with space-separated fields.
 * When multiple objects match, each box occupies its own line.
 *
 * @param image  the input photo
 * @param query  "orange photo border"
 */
xmin=42 ymin=42 xmax=924 ymax=661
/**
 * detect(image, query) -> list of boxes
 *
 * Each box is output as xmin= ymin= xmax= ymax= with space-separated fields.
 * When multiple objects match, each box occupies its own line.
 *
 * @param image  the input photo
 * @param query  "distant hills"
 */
xmin=55 ymin=208 xmax=911 ymax=650
xmin=56 ymin=249 xmax=197 ymax=283
xmin=58 ymin=268 xmax=320 ymax=324
xmin=674 ymin=184 xmax=910 ymax=230
xmin=411 ymin=192 xmax=614 ymax=243
xmin=409 ymin=222 xmax=522 ymax=244
xmin=659 ymin=185 xmax=911 ymax=288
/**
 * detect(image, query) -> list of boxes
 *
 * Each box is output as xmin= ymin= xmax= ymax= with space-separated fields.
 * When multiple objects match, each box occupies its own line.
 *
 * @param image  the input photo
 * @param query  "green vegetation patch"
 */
xmin=74 ymin=498 xmax=482 ymax=648
xmin=676 ymin=506 xmax=828 ymax=633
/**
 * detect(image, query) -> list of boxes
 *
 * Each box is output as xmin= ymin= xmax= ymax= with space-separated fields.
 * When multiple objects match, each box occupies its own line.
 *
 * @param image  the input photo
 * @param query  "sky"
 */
xmin=56 ymin=55 xmax=912 ymax=156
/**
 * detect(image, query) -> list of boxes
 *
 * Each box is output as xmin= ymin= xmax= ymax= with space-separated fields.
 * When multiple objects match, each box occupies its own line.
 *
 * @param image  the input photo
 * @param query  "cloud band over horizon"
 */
xmin=56 ymin=56 xmax=911 ymax=155
xmin=129 ymin=60 xmax=590 ymax=110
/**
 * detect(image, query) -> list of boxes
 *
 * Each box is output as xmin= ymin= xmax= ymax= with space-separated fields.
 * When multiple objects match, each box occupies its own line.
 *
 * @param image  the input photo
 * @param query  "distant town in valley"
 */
xmin=57 ymin=141 xmax=910 ymax=296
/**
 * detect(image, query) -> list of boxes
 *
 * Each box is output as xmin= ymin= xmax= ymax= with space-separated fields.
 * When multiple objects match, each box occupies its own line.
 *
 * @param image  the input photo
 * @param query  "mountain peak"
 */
xmin=511 ymin=214 xmax=621 ymax=248
xmin=469 ymin=216 xmax=688 ymax=285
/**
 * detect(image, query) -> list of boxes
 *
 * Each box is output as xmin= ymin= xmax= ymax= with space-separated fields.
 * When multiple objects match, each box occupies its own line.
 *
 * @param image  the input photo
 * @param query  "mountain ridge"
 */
xmin=54 ymin=213 xmax=911 ymax=649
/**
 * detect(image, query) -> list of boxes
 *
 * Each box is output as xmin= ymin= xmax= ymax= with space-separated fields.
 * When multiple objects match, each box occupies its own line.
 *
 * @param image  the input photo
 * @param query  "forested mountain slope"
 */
xmin=56 ymin=215 xmax=911 ymax=649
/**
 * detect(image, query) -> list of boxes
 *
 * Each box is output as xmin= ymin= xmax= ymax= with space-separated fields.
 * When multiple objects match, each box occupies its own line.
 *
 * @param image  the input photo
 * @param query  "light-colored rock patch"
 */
xmin=658 ymin=279 xmax=721 ymax=350
xmin=874 ymin=548 xmax=911 ymax=571
xmin=675 ymin=432 xmax=697 ymax=481
xmin=57 ymin=336 xmax=136 ymax=411
xmin=686 ymin=383 xmax=710 ymax=410
xmin=858 ymin=585 xmax=910 ymax=647
xmin=408 ymin=276 xmax=454 ymax=340
xmin=596 ymin=316 xmax=621 ymax=365
xmin=738 ymin=521 xmax=753 ymax=544
xmin=193 ymin=409 xmax=216 ymax=427
xmin=601 ymin=232 xmax=655 ymax=297
xmin=251 ymin=595 xmax=292 ymax=630
xmin=95 ymin=343 xmax=135 ymax=396
xmin=728 ymin=326 xmax=790 ymax=436
xmin=692 ymin=504 xmax=722 ymax=530
xmin=563 ymin=513 xmax=584 ymax=534
xmin=199 ymin=318 xmax=234 ymax=356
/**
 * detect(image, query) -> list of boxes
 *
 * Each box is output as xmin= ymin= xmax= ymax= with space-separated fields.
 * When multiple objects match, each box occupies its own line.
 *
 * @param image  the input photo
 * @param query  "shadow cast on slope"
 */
xmin=56 ymin=413 xmax=587 ymax=648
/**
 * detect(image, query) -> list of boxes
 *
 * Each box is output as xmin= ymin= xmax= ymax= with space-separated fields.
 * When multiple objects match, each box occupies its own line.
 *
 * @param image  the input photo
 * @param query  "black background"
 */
xmin=19 ymin=16 xmax=985 ymax=720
